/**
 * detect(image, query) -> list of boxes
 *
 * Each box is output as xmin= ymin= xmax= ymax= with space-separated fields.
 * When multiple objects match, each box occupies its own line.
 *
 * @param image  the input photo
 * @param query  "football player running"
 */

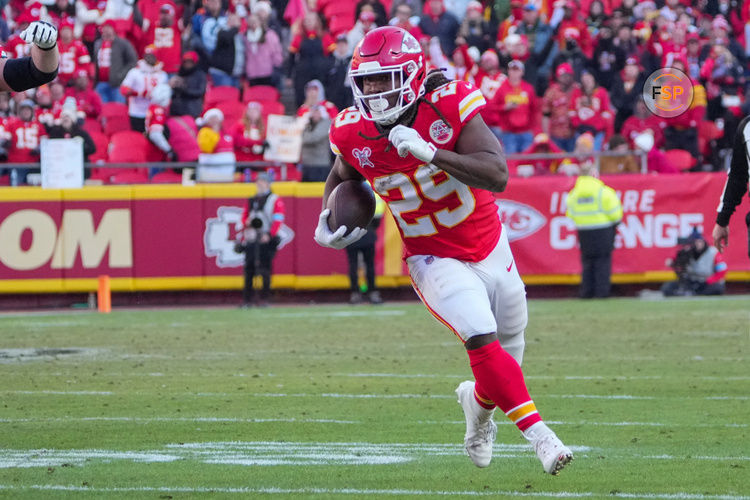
xmin=0 ymin=21 xmax=59 ymax=92
xmin=315 ymin=26 xmax=573 ymax=475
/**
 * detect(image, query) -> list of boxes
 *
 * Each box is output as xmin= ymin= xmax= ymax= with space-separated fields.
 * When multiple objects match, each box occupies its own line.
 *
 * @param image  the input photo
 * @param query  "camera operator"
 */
xmin=661 ymin=230 xmax=727 ymax=297
xmin=237 ymin=172 xmax=285 ymax=307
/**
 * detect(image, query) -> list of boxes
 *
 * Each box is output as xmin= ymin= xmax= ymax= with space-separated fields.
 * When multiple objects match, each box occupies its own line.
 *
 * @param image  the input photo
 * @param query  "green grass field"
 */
xmin=0 ymin=296 xmax=748 ymax=499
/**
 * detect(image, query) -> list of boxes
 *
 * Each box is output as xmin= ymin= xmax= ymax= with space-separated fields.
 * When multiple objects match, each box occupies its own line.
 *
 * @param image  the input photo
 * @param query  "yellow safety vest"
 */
xmin=566 ymin=176 xmax=623 ymax=229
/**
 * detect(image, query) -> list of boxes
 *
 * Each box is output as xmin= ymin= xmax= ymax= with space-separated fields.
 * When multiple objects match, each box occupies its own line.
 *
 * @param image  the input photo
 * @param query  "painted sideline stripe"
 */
xmin=0 ymin=485 xmax=746 ymax=499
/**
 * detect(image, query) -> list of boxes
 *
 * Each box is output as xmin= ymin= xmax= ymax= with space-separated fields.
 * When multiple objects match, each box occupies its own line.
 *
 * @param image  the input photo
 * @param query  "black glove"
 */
xmin=0 ymin=147 xmax=7 ymax=161
xmin=167 ymin=149 xmax=177 ymax=161
xmin=234 ymin=241 xmax=246 ymax=253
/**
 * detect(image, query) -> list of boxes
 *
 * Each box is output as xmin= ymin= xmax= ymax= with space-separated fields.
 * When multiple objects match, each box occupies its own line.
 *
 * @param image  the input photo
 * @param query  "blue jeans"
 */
xmin=575 ymin=131 xmax=605 ymax=152
xmin=208 ymin=68 xmax=239 ymax=88
xmin=95 ymin=82 xmax=126 ymax=103
xmin=499 ymin=131 xmax=533 ymax=154
xmin=552 ymin=136 xmax=577 ymax=152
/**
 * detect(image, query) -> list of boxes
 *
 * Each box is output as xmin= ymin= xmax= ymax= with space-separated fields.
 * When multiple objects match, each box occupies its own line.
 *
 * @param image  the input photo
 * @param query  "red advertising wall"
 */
xmin=0 ymin=173 xmax=747 ymax=293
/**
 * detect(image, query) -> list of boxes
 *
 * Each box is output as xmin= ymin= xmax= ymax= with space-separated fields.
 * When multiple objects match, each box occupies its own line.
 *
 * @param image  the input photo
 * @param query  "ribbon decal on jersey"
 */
xmin=352 ymin=147 xmax=374 ymax=168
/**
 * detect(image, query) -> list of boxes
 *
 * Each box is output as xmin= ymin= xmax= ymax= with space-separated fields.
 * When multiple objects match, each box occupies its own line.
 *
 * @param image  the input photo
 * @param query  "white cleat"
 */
xmin=456 ymin=380 xmax=497 ymax=468
xmin=530 ymin=430 xmax=573 ymax=475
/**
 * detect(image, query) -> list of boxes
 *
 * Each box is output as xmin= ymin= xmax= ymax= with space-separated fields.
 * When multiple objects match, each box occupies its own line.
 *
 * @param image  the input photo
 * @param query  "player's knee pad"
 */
xmin=499 ymin=330 xmax=525 ymax=365
xmin=496 ymin=283 xmax=528 ymax=335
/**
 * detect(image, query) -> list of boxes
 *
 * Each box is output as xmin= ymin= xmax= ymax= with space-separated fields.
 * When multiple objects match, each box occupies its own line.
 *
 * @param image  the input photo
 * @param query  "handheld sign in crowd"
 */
xmin=40 ymin=137 xmax=84 ymax=189
xmin=263 ymin=114 xmax=304 ymax=163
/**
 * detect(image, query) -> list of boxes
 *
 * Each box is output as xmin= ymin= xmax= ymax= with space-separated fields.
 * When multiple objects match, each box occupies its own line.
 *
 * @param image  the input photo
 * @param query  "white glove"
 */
xmin=21 ymin=21 xmax=58 ymax=50
xmin=388 ymin=125 xmax=437 ymax=163
xmin=314 ymin=209 xmax=367 ymax=249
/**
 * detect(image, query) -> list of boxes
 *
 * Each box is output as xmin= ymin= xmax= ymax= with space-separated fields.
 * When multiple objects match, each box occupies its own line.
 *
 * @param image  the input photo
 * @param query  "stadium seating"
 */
xmin=243 ymin=84 xmax=280 ymax=103
xmin=100 ymin=102 xmax=131 ymax=136
xmin=698 ymin=120 xmax=724 ymax=158
xmin=83 ymin=117 xmax=103 ymax=135
xmin=214 ymin=100 xmax=245 ymax=126
xmin=205 ymin=85 xmax=241 ymax=110
xmin=664 ymin=149 xmax=697 ymax=171
xmin=88 ymin=130 xmax=109 ymax=164
xmin=106 ymin=130 xmax=150 ymax=183
xmin=260 ymin=100 xmax=285 ymax=117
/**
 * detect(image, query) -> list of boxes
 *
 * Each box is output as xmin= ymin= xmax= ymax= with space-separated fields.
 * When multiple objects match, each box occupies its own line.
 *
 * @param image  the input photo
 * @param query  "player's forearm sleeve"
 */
xmin=716 ymin=116 xmax=750 ymax=227
xmin=3 ymin=57 xmax=58 ymax=92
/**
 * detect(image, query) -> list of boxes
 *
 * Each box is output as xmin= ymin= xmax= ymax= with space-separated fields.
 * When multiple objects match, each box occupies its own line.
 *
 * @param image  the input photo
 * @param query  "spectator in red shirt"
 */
xmin=510 ymin=132 xmax=564 ymax=177
xmin=473 ymin=50 xmax=507 ymax=139
xmin=144 ymin=3 xmax=182 ymax=74
xmin=621 ymin=98 xmax=665 ymax=150
xmin=542 ymin=62 xmax=579 ymax=152
xmin=56 ymin=19 xmax=93 ymax=86
xmin=457 ymin=0 xmax=493 ymax=53
xmin=493 ymin=59 xmax=539 ymax=153
xmin=569 ymin=70 xmax=613 ymax=151
xmin=5 ymin=100 xmax=46 ymax=184
xmin=65 ymin=69 xmax=103 ymax=121
xmin=633 ymin=131 xmax=680 ymax=174
xmin=232 ymin=101 xmax=267 ymax=163
xmin=296 ymin=79 xmax=338 ymax=120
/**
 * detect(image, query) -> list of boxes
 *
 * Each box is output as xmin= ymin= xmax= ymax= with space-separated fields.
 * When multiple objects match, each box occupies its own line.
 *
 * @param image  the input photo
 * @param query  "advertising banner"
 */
xmin=0 ymin=173 xmax=748 ymax=293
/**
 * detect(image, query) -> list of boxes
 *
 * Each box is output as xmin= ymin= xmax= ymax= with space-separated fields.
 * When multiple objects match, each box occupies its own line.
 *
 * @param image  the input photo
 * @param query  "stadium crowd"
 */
xmin=0 ymin=0 xmax=749 ymax=184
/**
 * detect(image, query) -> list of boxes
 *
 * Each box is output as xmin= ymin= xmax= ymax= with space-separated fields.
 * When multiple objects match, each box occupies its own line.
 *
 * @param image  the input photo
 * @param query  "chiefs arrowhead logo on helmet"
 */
xmin=349 ymin=26 xmax=427 ymax=125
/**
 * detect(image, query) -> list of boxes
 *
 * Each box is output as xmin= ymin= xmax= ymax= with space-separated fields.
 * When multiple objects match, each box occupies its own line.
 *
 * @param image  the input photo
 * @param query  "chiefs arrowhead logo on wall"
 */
xmin=495 ymin=200 xmax=546 ymax=241
xmin=204 ymin=206 xmax=245 ymax=268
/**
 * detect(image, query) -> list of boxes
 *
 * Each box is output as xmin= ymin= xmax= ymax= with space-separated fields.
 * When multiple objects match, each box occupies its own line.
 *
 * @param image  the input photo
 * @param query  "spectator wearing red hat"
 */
xmin=5 ymin=100 xmax=46 ymax=183
xmin=610 ymin=56 xmax=647 ymax=129
xmin=93 ymin=20 xmax=138 ymax=103
xmin=5 ymin=12 xmax=34 ymax=59
xmin=56 ymin=19 xmax=92 ymax=86
xmin=420 ymin=0 xmax=460 ymax=56
xmin=509 ymin=132 xmax=564 ymax=177
xmin=493 ymin=59 xmax=539 ymax=154
xmin=699 ymin=15 xmax=746 ymax=65
xmin=138 ymin=0 xmax=179 ymax=34
xmin=120 ymin=46 xmax=168 ymax=131
xmin=568 ymin=70 xmax=613 ymax=151
xmin=243 ymin=13 xmax=283 ymax=87
xmin=142 ymin=3 xmax=182 ymax=74
xmin=556 ymin=0 xmax=593 ymax=58
xmin=472 ymin=49 xmax=507 ymax=139
xmin=65 ymin=69 xmax=103 ymax=120
xmin=456 ymin=1 xmax=492 ymax=53
xmin=542 ymin=62 xmax=579 ymax=152
xmin=232 ymin=101 xmax=267 ymax=162
xmin=621 ymin=98 xmax=665 ymax=150
xmin=169 ymin=51 xmax=207 ymax=118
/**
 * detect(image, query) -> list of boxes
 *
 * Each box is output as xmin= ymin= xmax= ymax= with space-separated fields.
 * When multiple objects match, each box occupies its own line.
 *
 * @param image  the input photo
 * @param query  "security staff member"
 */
xmin=566 ymin=164 xmax=623 ymax=298
xmin=713 ymin=115 xmax=750 ymax=257
xmin=0 ymin=22 xmax=59 ymax=92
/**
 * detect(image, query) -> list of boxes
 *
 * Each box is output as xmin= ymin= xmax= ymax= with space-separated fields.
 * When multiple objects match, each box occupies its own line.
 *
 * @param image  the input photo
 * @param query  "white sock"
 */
xmin=522 ymin=421 xmax=552 ymax=441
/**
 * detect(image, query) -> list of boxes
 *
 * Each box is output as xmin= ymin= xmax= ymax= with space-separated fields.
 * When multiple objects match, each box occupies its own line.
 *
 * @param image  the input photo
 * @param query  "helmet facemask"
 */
xmin=350 ymin=58 xmax=424 ymax=126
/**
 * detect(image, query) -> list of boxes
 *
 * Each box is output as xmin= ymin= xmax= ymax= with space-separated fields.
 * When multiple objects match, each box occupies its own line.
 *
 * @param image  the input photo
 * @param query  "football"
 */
xmin=326 ymin=180 xmax=376 ymax=235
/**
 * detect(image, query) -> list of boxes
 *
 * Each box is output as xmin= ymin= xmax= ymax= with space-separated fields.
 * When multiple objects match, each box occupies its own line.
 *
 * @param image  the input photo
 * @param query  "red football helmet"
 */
xmin=349 ymin=26 xmax=426 ymax=125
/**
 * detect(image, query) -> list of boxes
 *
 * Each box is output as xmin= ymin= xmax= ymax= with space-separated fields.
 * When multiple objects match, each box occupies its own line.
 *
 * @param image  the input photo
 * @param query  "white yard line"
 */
xmin=0 ymin=485 xmax=746 ymax=499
